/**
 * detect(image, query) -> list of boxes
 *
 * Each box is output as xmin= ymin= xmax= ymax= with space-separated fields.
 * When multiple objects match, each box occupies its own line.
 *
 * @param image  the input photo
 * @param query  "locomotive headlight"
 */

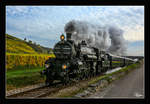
xmin=60 ymin=34 xmax=65 ymax=41
xmin=62 ymin=64 xmax=67 ymax=69
xmin=45 ymin=64 xmax=50 ymax=68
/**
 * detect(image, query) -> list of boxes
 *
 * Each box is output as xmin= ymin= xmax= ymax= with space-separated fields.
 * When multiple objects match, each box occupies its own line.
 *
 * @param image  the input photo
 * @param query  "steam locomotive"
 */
xmin=41 ymin=32 xmax=134 ymax=86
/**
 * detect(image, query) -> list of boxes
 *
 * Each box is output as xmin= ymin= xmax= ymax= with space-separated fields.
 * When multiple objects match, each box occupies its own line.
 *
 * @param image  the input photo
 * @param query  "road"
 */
xmin=89 ymin=62 xmax=144 ymax=98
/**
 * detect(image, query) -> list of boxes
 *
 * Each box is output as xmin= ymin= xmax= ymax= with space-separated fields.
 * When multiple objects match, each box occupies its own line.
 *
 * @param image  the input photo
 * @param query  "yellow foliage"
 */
xmin=6 ymin=53 xmax=55 ymax=70
xmin=6 ymin=37 xmax=37 ymax=54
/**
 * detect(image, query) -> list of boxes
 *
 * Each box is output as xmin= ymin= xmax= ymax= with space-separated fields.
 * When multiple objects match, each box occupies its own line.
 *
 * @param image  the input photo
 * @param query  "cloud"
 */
xmin=6 ymin=6 xmax=31 ymax=16
xmin=6 ymin=6 xmax=144 ymax=55
xmin=123 ymin=25 xmax=144 ymax=42
xmin=70 ymin=6 xmax=144 ymax=42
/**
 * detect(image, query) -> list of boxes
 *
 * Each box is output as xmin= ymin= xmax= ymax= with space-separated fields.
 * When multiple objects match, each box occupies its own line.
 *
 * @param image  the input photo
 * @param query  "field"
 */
xmin=6 ymin=34 xmax=52 ymax=54
xmin=6 ymin=34 xmax=55 ymax=91
xmin=6 ymin=53 xmax=55 ymax=90
xmin=6 ymin=53 xmax=55 ymax=70
xmin=6 ymin=67 xmax=45 ymax=91
xmin=6 ymin=34 xmax=37 ymax=54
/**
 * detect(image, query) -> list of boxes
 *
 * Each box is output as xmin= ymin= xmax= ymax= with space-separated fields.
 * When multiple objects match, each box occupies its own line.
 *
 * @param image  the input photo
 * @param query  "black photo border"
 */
xmin=0 ymin=0 xmax=149 ymax=104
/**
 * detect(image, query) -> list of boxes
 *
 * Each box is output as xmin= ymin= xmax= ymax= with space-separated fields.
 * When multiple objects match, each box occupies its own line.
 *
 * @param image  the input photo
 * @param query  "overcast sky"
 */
xmin=6 ymin=6 xmax=144 ymax=56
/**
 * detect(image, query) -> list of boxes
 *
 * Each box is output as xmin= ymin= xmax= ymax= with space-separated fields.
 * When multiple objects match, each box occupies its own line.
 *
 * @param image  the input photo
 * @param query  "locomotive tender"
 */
xmin=41 ymin=32 xmax=133 ymax=86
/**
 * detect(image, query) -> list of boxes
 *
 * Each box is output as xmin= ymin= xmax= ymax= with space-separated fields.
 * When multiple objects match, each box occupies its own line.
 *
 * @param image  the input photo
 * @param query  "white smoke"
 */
xmin=64 ymin=20 xmax=127 ymax=55
xmin=108 ymin=26 xmax=127 ymax=55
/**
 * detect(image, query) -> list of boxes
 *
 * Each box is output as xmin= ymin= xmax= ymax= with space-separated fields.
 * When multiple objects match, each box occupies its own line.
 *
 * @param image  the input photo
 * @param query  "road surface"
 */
xmin=89 ymin=63 xmax=144 ymax=98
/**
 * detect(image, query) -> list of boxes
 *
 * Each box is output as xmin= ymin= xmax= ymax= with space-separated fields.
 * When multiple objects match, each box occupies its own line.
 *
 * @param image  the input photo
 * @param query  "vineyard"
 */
xmin=6 ymin=34 xmax=56 ymax=90
xmin=6 ymin=34 xmax=52 ymax=54
xmin=6 ymin=53 xmax=55 ymax=90
xmin=6 ymin=53 xmax=55 ymax=70
xmin=6 ymin=34 xmax=55 ymax=70
xmin=6 ymin=34 xmax=37 ymax=54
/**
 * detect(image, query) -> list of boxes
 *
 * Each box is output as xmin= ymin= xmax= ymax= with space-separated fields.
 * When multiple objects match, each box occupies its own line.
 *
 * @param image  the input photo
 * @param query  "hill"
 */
xmin=6 ymin=34 xmax=52 ymax=54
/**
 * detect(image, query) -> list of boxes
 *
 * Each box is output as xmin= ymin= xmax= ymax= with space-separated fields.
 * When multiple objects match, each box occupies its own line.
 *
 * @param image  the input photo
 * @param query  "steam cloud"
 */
xmin=64 ymin=20 xmax=127 ymax=55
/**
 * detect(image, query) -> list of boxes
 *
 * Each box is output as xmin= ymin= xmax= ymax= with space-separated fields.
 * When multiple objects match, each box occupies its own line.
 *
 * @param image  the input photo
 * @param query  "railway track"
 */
xmin=7 ymin=81 xmax=63 ymax=98
xmin=6 ymin=76 xmax=102 ymax=98
xmin=6 ymin=67 xmax=124 ymax=98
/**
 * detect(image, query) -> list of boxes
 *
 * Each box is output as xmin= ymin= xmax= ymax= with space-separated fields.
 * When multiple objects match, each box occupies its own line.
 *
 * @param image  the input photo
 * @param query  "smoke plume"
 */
xmin=64 ymin=20 xmax=126 ymax=55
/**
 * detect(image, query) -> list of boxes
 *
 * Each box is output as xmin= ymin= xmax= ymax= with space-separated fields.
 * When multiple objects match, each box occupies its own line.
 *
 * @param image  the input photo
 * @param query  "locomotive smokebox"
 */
xmin=66 ymin=32 xmax=72 ymax=41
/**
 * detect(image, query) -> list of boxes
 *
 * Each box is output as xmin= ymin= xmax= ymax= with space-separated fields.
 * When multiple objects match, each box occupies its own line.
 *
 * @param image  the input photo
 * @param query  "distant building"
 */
xmin=29 ymin=40 xmax=32 ymax=44
xmin=24 ymin=38 xmax=26 ymax=41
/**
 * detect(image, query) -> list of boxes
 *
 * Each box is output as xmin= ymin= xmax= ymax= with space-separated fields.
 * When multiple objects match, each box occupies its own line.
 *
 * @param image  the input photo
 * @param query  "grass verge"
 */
xmin=6 ymin=67 xmax=45 ymax=91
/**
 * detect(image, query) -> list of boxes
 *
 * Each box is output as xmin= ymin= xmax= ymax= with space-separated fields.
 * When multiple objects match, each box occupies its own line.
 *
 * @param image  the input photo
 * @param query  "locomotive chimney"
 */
xmin=66 ymin=32 xmax=72 ymax=41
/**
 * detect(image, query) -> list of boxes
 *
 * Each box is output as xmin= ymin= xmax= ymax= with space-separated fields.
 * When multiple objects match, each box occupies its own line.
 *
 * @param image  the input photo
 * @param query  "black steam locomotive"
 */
xmin=41 ymin=32 xmax=134 ymax=86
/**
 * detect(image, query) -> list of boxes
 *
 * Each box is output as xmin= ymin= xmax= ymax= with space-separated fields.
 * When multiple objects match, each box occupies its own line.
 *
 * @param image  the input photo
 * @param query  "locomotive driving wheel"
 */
xmin=63 ymin=75 xmax=70 ymax=85
xmin=45 ymin=78 xmax=53 ymax=86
